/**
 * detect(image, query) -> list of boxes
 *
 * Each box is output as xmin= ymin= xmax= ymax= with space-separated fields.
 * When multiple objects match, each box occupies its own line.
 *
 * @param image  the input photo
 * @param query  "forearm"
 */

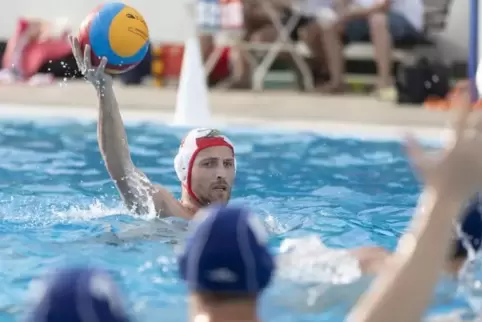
xmin=348 ymin=188 xmax=464 ymax=322
xmin=96 ymin=84 xmax=134 ymax=178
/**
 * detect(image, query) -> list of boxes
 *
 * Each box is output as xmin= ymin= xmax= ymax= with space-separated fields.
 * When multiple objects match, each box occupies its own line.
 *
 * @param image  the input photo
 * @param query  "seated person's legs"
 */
xmin=345 ymin=12 xmax=419 ymax=95
xmin=387 ymin=12 xmax=420 ymax=43
xmin=280 ymin=10 xmax=327 ymax=89
xmin=199 ymin=34 xmax=220 ymax=86
xmin=366 ymin=13 xmax=393 ymax=90
xmin=231 ymin=10 xmax=319 ymax=89
xmin=295 ymin=20 xmax=329 ymax=86
xmin=343 ymin=14 xmax=391 ymax=94
xmin=229 ymin=24 xmax=277 ymax=88
xmin=212 ymin=0 xmax=274 ymax=88
xmin=198 ymin=34 xmax=232 ymax=87
xmin=199 ymin=34 xmax=215 ymax=62
xmin=367 ymin=12 xmax=420 ymax=97
xmin=320 ymin=19 xmax=355 ymax=92
xmin=229 ymin=4 xmax=325 ymax=90
xmin=344 ymin=16 xmax=382 ymax=88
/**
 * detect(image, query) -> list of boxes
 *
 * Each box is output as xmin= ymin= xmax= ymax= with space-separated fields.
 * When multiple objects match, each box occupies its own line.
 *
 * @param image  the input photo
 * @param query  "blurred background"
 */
xmin=0 ymin=0 xmax=471 ymax=106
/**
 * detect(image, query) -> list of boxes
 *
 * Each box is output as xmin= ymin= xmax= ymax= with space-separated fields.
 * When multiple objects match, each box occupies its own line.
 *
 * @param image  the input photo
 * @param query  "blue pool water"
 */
xmin=0 ymin=119 xmax=462 ymax=321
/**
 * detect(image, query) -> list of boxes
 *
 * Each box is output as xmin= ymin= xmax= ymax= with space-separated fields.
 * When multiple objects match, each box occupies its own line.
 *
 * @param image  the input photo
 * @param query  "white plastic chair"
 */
xmin=248 ymin=0 xmax=313 ymax=91
xmin=195 ymin=0 xmax=314 ymax=91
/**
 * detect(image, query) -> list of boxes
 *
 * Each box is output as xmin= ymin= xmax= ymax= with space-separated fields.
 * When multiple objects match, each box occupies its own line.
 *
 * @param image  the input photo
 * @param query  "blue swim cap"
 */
xmin=24 ymin=266 xmax=130 ymax=322
xmin=178 ymin=205 xmax=274 ymax=294
xmin=453 ymin=195 xmax=482 ymax=258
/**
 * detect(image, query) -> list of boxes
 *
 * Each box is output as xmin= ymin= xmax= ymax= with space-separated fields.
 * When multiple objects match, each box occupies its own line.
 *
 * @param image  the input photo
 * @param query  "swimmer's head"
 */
xmin=25 ymin=266 xmax=130 ymax=322
xmin=178 ymin=205 xmax=274 ymax=301
xmin=451 ymin=195 xmax=482 ymax=260
xmin=174 ymin=128 xmax=236 ymax=206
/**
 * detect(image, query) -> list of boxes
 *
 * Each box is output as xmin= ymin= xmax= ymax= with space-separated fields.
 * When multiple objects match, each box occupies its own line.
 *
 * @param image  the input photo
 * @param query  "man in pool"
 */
xmin=25 ymin=266 xmax=131 ymax=322
xmin=178 ymin=204 xmax=274 ymax=322
xmin=69 ymin=36 xmax=236 ymax=219
xmin=351 ymin=195 xmax=482 ymax=276
xmin=276 ymin=197 xmax=482 ymax=313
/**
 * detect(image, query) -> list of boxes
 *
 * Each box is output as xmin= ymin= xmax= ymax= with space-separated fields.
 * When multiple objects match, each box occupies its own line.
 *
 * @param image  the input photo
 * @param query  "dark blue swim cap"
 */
xmin=452 ymin=195 xmax=482 ymax=258
xmin=178 ymin=205 xmax=274 ymax=294
xmin=24 ymin=266 xmax=130 ymax=322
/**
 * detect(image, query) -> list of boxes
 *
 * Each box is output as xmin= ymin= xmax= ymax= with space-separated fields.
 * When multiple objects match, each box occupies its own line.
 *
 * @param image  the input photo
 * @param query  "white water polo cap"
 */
xmin=174 ymin=128 xmax=236 ymax=199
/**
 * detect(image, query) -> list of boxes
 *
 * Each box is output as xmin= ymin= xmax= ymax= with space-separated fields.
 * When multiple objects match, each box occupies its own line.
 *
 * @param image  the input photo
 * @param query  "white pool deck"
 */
xmin=0 ymin=81 xmax=454 ymax=141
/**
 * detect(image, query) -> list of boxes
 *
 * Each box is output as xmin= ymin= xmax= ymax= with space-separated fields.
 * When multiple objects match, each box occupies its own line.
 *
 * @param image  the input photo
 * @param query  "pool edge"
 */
xmin=0 ymin=103 xmax=450 ymax=143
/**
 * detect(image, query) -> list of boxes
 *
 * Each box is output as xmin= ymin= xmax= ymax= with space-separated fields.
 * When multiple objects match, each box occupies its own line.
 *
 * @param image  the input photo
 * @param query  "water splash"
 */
xmin=264 ymin=213 xmax=303 ymax=235
xmin=277 ymin=235 xmax=361 ymax=284
xmin=458 ymin=254 xmax=482 ymax=315
xmin=273 ymin=235 xmax=365 ymax=312
xmin=457 ymin=197 xmax=482 ymax=316
xmin=123 ymin=169 xmax=158 ymax=220
xmin=53 ymin=199 xmax=126 ymax=220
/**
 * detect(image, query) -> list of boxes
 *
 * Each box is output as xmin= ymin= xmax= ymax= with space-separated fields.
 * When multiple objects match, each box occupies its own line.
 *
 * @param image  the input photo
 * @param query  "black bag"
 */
xmin=396 ymin=57 xmax=450 ymax=104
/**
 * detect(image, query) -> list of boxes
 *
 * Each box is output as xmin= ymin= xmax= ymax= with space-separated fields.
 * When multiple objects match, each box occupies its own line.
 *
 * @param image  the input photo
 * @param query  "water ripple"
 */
xmin=0 ymin=120 xmax=429 ymax=321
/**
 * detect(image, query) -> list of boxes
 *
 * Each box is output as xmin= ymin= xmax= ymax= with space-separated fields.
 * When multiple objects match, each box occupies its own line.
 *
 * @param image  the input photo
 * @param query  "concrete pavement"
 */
xmin=0 ymin=82 xmax=452 ymax=129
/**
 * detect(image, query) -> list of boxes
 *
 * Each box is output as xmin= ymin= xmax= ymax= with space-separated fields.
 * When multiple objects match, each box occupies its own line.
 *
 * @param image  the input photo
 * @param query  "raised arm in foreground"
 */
xmin=348 ymin=87 xmax=482 ymax=322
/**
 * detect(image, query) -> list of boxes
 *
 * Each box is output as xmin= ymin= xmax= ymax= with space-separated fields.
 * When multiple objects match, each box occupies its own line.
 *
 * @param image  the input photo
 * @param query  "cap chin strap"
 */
xmin=182 ymin=183 xmax=204 ymax=207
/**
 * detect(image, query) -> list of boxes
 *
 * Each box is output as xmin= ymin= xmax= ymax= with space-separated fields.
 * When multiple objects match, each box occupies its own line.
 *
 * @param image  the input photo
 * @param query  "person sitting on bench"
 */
xmin=319 ymin=0 xmax=423 ymax=98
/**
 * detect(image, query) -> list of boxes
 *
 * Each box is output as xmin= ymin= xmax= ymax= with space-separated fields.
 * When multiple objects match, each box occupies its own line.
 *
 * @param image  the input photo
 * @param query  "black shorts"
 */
xmin=344 ymin=12 xmax=421 ymax=43
xmin=280 ymin=9 xmax=315 ymax=41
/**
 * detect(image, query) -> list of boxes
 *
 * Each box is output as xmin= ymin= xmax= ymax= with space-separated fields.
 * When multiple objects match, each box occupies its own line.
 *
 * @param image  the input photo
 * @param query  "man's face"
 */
xmin=190 ymin=146 xmax=235 ymax=205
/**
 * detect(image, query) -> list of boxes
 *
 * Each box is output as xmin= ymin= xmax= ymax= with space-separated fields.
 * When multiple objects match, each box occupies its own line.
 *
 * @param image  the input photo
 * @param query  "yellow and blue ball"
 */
xmin=79 ymin=2 xmax=149 ymax=75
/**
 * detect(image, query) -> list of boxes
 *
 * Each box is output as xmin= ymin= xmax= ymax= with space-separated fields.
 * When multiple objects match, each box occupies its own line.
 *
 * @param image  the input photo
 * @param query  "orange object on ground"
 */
xmin=423 ymin=80 xmax=482 ymax=110
xmin=423 ymin=97 xmax=450 ymax=110
xmin=2 ymin=18 xmax=71 ymax=79
xmin=474 ymin=99 xmax=482 ymax=108
xmin=151 ymin=44 xmax=165 ymax=87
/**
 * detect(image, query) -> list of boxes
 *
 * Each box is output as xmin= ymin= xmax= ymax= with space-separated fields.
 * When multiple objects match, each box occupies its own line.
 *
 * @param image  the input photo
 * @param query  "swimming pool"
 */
xmin=0 ymin=117 xmax=464 ymax=321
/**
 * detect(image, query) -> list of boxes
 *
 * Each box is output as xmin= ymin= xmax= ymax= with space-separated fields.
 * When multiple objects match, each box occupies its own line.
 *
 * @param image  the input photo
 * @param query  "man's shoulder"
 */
xmin=151 ymin=186 xmax=194 ymax=219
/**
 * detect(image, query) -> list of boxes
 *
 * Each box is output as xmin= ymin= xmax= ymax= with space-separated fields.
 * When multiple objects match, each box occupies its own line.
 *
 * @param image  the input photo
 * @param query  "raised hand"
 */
xmin=68 ymin=35 xmax=111 ymax=88
xmin=405 ymin=83 xmax=482 ymax=203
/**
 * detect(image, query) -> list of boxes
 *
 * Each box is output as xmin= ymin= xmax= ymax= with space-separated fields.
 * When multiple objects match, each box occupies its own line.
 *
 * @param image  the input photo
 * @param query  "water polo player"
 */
xmin=69 ymin=36 xmax=236 ymax=219
xmin=25 ymin=266 xmax=131 ymax=322
xmin=178 ymin=205 xmax=274 ymax=322
xmin=349 ymin=194 xmax=482 ymax=276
